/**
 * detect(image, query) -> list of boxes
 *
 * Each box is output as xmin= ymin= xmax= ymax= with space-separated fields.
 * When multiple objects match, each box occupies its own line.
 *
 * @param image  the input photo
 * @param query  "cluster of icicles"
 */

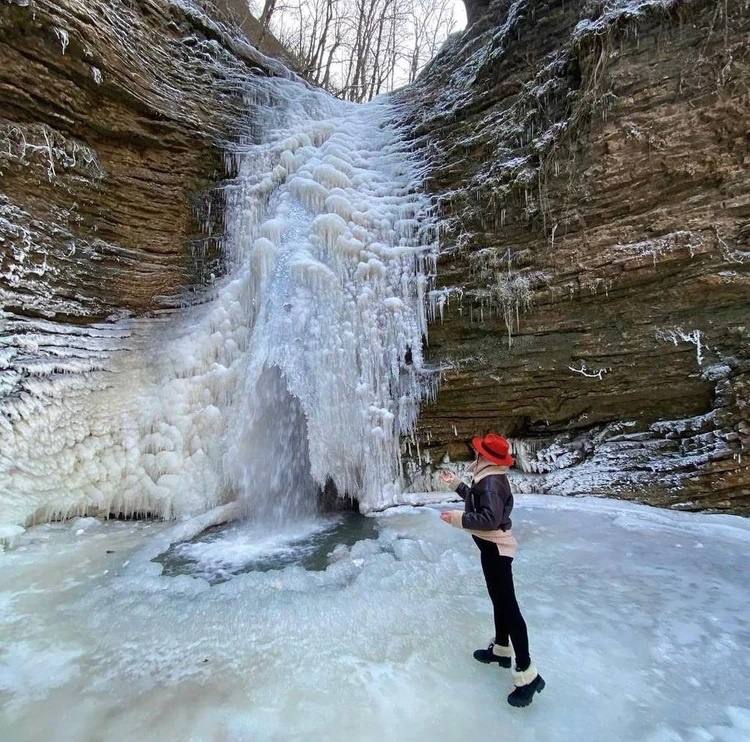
xmin=0 ymin=78 xmax=438 ymax=533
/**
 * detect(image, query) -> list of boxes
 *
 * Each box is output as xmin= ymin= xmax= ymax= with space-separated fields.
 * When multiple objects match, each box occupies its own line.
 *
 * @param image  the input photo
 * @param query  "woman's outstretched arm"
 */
xmin=439 ymin=470 xmax=466 ymax=498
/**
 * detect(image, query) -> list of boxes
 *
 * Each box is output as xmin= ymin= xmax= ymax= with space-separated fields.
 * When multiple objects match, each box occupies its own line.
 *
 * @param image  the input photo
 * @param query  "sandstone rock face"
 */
xmin=0 ymin=0 xmax=294 ymax=322
xmin=402 ymin=0 xmax=750 ymax=513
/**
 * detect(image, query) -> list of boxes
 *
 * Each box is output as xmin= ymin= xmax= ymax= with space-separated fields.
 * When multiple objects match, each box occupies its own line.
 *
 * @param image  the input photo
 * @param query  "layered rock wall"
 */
xmin=0 ymin=0 xmax=293 ymax=322
xmin=403 ymin=0 xmax=750 ymax=513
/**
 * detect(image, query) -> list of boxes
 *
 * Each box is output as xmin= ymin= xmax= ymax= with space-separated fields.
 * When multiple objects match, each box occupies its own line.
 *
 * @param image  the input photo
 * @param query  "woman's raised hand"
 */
xmin=439 ymin=470 xmax=459 ymax=486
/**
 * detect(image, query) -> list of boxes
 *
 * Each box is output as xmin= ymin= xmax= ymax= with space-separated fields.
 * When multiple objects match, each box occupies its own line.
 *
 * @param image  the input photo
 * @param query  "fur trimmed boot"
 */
xmin=507 ymin=664 xmax=545 ymax=707
xmin=473 ymin=641 xmax=512 ymax=668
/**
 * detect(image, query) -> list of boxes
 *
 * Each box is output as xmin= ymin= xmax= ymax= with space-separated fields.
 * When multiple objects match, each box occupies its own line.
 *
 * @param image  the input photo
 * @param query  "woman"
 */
xmin=439 ymin=432 xmax=545 ymax=708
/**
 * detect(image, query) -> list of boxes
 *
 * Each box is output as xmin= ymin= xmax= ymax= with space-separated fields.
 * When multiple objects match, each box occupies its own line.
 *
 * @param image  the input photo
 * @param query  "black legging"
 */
xmin=474 ymin=536 xmax=531 ymax=670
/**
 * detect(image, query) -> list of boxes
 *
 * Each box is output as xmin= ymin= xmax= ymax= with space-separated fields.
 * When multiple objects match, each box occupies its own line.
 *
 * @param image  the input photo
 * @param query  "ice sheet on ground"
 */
xmin=0 ymin=496 xmax=748 ymax=741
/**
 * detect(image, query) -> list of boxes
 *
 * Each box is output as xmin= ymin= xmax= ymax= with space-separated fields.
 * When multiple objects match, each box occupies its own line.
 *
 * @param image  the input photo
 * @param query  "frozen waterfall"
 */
xmin=0 ymin=78 xmax=438 ymax=535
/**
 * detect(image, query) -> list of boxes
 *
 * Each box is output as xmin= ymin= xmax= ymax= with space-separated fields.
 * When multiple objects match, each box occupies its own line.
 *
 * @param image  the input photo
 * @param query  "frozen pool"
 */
xmin=1 ymin=495 xmax=749 ymax=742
xmin=155 ymin=513 xmax=379 ymax=582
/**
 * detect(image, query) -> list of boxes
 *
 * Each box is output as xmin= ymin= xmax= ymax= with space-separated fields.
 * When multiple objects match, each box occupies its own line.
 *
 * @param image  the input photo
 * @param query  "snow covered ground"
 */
xmin=1 ymin=495 xmax=749 ymax=742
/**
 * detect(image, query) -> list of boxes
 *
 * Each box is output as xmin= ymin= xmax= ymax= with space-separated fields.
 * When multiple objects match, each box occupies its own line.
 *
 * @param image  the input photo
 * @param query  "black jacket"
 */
xmin=456 ymin=474 xmax=513 ymax=531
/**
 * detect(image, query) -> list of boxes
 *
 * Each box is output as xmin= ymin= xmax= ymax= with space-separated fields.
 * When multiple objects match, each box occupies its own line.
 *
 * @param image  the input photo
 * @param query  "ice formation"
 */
xmin=0 ymin=78 xmax=437 ymax=532
xmin=657 ymin=328 xmax=705 ymax=367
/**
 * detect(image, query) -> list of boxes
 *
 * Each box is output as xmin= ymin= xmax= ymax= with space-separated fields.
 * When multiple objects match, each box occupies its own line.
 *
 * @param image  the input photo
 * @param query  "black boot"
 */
xmin=507 ymin=664 xmax=545 ymax=707
xmin=473 ymin=642 xmax=512 ymax=668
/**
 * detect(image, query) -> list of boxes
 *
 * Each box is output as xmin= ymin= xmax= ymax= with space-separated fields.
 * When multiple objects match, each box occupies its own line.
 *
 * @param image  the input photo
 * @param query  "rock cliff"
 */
xmin=2 ymin=0 xmax=748 ymax=519
xmin=0 ymin=0 xmax=294 ymax=322
xmin=401 ymin=0 xmax=750 ymax=513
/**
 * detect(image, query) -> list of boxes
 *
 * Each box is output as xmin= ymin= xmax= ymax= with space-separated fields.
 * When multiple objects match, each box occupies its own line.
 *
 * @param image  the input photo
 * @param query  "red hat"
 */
xmin=471 ymin=433 xmax=515 ymax=467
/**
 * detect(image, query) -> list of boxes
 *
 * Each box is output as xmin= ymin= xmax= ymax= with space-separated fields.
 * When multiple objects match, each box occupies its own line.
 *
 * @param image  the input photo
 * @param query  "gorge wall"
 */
xmin=402 ymin=0 xmax=750 ymax=513
xmin=0 ymin=0 xmax=295 ymax=323
xmin=2 ymin=0 xmax=748 ymax=523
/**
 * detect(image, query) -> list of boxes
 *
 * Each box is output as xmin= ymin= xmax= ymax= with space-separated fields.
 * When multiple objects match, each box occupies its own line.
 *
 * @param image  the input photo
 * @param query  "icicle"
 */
xmin=54 ymin=28 xmax=69 ymax=55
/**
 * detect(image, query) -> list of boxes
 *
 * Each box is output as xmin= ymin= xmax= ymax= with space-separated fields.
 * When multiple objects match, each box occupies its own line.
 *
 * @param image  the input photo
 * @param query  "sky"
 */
xmin=453 ymin=0 xmax=468 ymax=30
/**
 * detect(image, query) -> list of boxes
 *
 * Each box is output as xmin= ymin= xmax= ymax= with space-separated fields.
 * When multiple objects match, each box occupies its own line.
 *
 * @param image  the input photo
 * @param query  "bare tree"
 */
xmin=259 ymin=0 xmax=278 ymax=29
xmin=262 ymin=0 xmax=460 ymax=102
xmin=406 ymin=0 xmax=457 ymax=83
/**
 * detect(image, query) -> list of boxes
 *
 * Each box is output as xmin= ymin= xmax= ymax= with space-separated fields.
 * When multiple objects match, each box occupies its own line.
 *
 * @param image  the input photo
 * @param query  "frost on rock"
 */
xmin=613 ymin=230 xmax=705 ymax=265
xmin=504 ymin=409 xmax=738 ymax=499
xmin=568 ymin=361 xmax=610 ymax=380
xmin=464 ymin=247 xmax=548 ymax=345
xmin=573 ymin=0 xmax=684 ymax=42
xmin=0 ymin=196 xmax=116 ymax=319
xmin=0 ymin=78 xmax=438 ymax=530
xmin=657 ymin=327 xmax=705 ymax=367
xmin=53 ymin=27 xmax=70 ymax=55
xmin=0 ymin=121 xmax=104 ymax=183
